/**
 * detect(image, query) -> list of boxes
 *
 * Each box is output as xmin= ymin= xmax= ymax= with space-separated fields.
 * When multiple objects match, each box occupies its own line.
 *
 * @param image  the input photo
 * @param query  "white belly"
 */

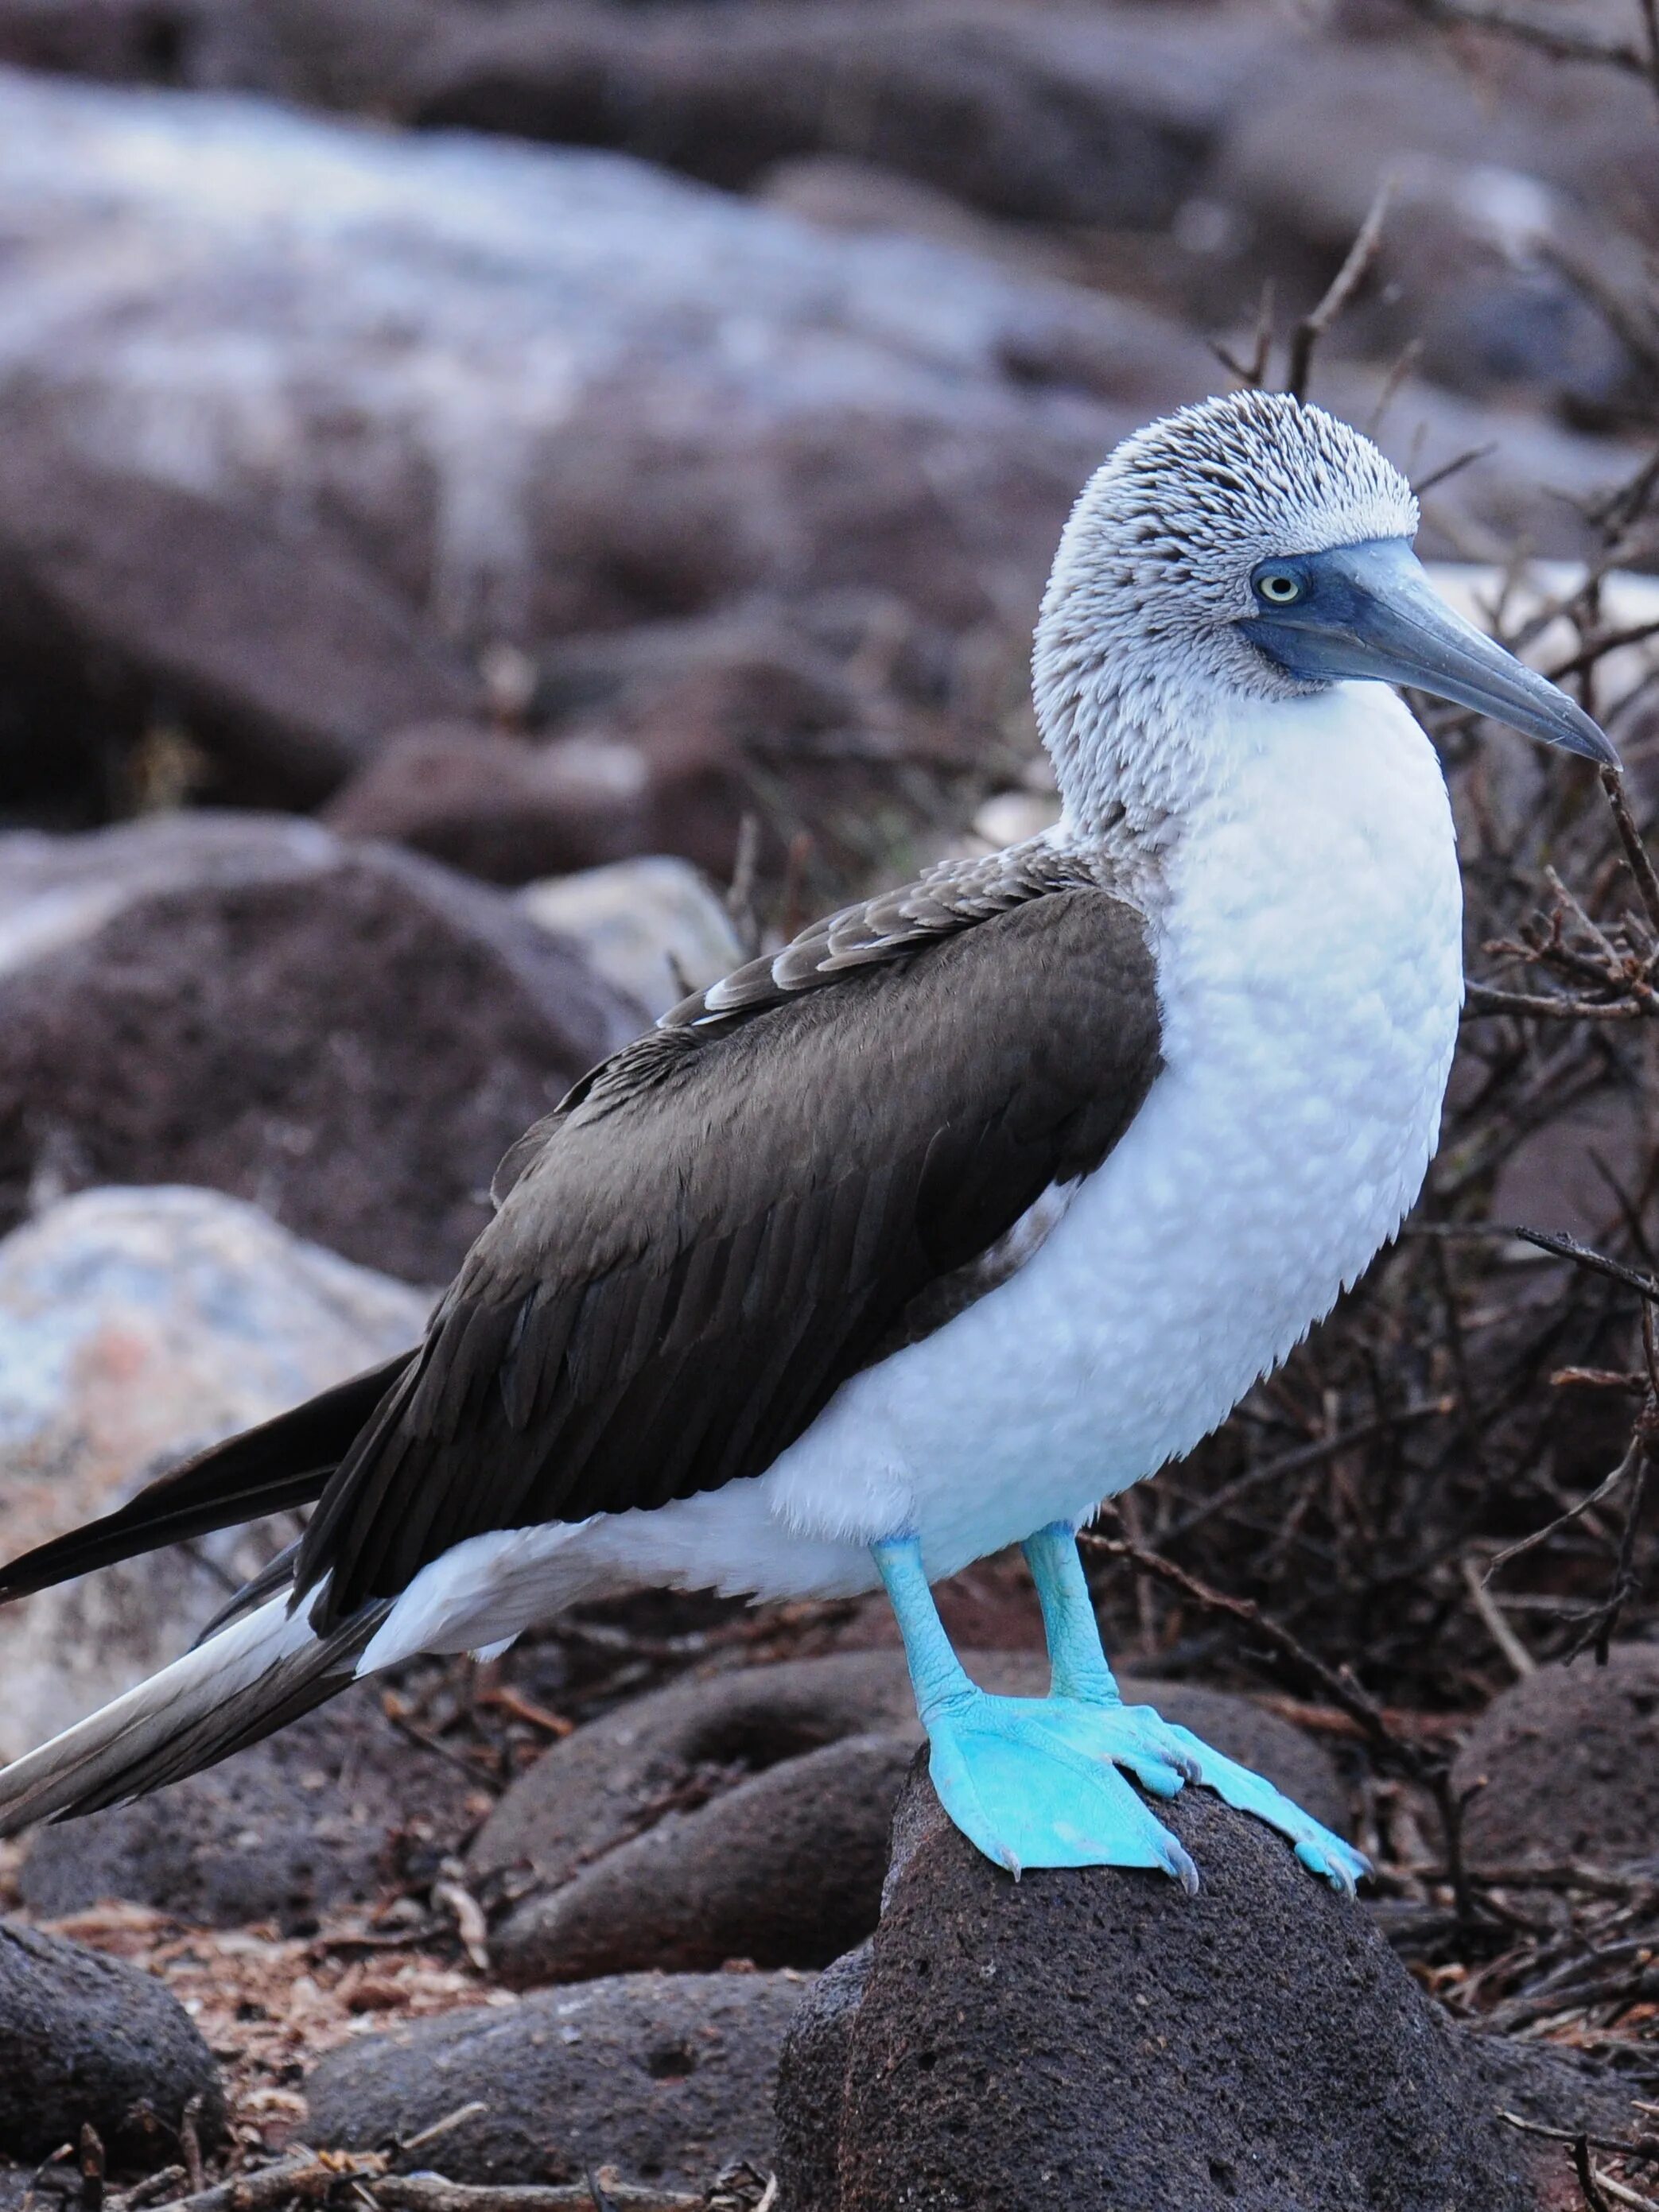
xmin=363 ymin=683 xmax=1463 ymax=1667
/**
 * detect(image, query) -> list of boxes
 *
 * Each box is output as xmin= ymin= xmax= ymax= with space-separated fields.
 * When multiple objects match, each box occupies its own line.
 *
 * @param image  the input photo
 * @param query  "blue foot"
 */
xmin=874 ymin=1526 xmax=1370 ymax=1895
xmin=923 ymin=1684 xmax=1202 ymax=1887
xmin=923 ymin=1684 xmax=1368 ymax=1892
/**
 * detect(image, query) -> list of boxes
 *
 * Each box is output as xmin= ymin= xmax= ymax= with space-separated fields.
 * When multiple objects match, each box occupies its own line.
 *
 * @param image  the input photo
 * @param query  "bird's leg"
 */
xmin=1023 ymin=1520 xmax=1122 ymax=1702
xmin=873 ymin=1531 xmax=1198 ymax=1886
xmin=873 ymin=1527 xmax=1370 ymax=1894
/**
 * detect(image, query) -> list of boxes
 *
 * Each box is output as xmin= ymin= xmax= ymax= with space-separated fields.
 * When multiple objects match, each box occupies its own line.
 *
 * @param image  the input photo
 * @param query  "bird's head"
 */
xmin=1035 ymin=389 xmax=1614 ymax=841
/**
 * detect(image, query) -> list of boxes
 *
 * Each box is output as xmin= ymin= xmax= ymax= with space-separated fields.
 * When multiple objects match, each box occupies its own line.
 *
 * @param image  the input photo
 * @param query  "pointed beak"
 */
xmin=1239 ymin=537 xmax=1618 ymax=768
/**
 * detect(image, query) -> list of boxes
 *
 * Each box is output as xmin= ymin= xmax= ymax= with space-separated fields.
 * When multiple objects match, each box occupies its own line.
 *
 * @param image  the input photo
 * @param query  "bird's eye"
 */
xmin=1257 ymin=571 xmax=1302 ymax=605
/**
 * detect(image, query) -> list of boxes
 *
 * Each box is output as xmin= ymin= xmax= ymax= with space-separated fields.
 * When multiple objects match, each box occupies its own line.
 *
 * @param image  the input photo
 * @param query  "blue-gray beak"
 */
xmin=1239 ymin=537 xmax=1618 ymax=768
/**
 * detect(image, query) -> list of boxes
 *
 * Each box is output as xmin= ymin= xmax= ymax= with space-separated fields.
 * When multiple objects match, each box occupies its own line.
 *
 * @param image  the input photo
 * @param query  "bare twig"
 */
xmin=1211 ymin=279 xmax=1276 ymax=389
xmin=377 ymin=2179 xmax=700 ymax=2212
xmin=132 ymin=2162 xmax=703 ymax=2212
xmin=1602 ymin=767 xmax=1659 ymax=939
xmin=1460 ymin=1554 xmax=1537 ymax=1676
xmin=1505 ymin=1228 xmax=1659 ymax=1304
xmin=1286 ymin=178 xmax=1394 ymax=402
xmin=1578 ymin=2135 xmax=1618 ymax=2212
xmin=1412 ymin=443 xmax=1498 ymax=500
xmin=1081 ymin=1516 xmax=1416 ymax=1770
xmin=1485 ymin=1437 xmax=1640 ymax=1575
xmin=79 ymin=2129 xmax=104 ymax=2212
xmin=180 ymin=2101 xmax=205 ymax=2200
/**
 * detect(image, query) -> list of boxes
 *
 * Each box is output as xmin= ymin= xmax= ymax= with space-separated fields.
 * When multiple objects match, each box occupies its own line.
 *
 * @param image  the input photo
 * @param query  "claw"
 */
xmin=1162 ymin=1834 xmax=1202 ymax=1896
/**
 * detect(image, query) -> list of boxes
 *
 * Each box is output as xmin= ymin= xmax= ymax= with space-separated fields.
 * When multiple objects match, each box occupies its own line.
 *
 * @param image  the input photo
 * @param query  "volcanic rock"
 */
xmin=304 ymin=1969 xmax=810 ymax=2191
xmin=0 ymin=1918 xmax=223 ymax=2166
xmin=0 ymin=813 xmax=636 ymax=1283
xmin=491 ymin=1733 xmax=919 ymax=1989
xmin=408 ymin=3 xmax=1262 ymax=229
xmin=0 ymin=1183 xmax=427 ymax=1760
xmin=17 ymin=1686 xmax=481 ymax=1934
xmin=0 ymin=425 xmax=479 ymax=818
xmin=1453 ymin=1643 xmax=1659 ymax=1868
xmin=472 ymin=1648 xmax=1347 ymax=1986
xmin=775 ymin=1763 xmax=1610 ymax=2210
xmin=321 ymin=725 xmax=650 ymax=887
xmin=519 ymin=858 xmax=744 ymax=1022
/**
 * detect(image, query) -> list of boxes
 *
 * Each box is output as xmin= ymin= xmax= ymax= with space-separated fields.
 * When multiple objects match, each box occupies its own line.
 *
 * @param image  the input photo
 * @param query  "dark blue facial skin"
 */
xmin=1237 ymin=537 xmax=1618 ymax=766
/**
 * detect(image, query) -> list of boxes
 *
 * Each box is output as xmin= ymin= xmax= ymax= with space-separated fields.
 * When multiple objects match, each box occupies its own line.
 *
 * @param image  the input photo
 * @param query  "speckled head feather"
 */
xmin=1034 ymin=391 xmax=1419 ymax=885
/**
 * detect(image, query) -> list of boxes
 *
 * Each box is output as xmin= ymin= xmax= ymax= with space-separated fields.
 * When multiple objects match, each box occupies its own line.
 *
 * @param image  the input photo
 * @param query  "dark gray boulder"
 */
xmin=491 ymin=1733 xmax=919 ymax=1989
xmin=407 ymin=3 xmax=1257 ymax=230
xmin=1452 ymin=1643 xmax=1659 ymax=1868
xmin=0 ymin=814 xmax=638 ymax=1281
xmin=18 ymin=1685 xmax=482 ymax=1934
xmin=775 ymin=1763 xmax=1588 ymax=2211
xmin=0 ymin=1919 xmax=223 ymax=2166
xmin=304 ymin=1969 xmax=810 ymax=2191
xmin=0 ymin=421 xmax=479 ymax=816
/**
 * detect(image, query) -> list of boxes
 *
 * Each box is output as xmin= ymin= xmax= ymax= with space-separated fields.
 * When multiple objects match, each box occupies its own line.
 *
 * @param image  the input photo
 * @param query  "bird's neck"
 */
xmin=1035 ymin=656 xmax=1234 ymax=916
xmin=1038 ymin=653 xmax=1460 ymax=949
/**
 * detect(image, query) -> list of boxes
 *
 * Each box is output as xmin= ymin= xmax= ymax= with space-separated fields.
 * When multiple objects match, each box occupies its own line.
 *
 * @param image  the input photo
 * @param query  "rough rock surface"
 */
xmin=0 ymin=1918 xmax=224 ymax=2165
xmin=407 ymin=3 xmax=1258 ymax=230
xmin=1453 ymin=1644 xmax=1659 ymax=1867
xmin=0 ymin=423 xmax=479 ymax=816
xmin=519 ymin=857 xmax=744 ymax=1023
xmin=0 ymin=1184 xmax=428 ymax=1759
xmin=492 ymin=1733 xmax=919 ymax=1989
xmin=18 ymin=1686 xmax=482 ymax=1933
xmin=321 ymin=725 xmax=651 ymax=887
xmin=774 ymin=1764 xmax=1612 ymax=2211
xmin=472 ymin=1648 xmax=1347 ymax=1986
xmin=304 ymin=1969 xmax=810 ymax=2190
xmin=0 ymin=813 xmax=636 ymax=1282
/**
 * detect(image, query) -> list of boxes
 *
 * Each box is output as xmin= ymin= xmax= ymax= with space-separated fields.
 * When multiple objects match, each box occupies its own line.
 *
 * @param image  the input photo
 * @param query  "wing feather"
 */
xmin=293 ymin=877 xmax=1161 ymax=1625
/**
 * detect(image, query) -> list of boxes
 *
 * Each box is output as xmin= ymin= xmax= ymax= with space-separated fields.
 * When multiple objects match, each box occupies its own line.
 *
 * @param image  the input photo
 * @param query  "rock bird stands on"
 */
xmin=0 ymin=392 xmax=1617 ymax=1891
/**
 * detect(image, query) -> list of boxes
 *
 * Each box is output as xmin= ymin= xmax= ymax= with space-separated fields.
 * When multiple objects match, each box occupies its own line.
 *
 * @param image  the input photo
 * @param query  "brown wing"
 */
xmin=297 ymin=879 xmax=1160 ymax=1626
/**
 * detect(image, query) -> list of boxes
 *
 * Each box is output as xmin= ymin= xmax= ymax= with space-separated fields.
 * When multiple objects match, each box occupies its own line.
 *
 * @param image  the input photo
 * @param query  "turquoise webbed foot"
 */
xmin=874 ymin=1524 xmax=1371 ymax=1896
xmin=923 ymin=1684 xmax=1202 ymax=1888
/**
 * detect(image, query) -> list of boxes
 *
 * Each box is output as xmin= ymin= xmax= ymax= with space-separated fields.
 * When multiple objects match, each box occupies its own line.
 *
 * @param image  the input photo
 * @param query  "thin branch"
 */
xmin=124 ymin=2163 xmax=705 ymax=2212
xmin=1485 ymin=1437 xmax=1640 ymax=1576
xmin=1460 ymin=1553 xmax=1537 ymax=1677
xmin=1602 ymin=767 xmax=1659 ymax=941
xmin=379 ymin=2183 xmax=702 ymax=2212
xmin=1506 ymin=1227 xmax=1659 ymax=1303
xmin=1463 ymin=982 xmax=1643 ymax=1021
xmin=1210 ymin=278 xmax=1276 ymax=389
xmin=1286 ymin=178 xmax=1394 ymax=402
xmin=1080 ymin=1516 xmax=1416 ymax=1769
xmin=1412 ymin=442 xmax=1498 ymax=500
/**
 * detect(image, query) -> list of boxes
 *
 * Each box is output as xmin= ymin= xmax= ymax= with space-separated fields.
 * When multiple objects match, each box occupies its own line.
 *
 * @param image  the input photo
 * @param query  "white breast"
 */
xmin=752 ymin=680 xmax=1463 ymax=1582
xmin=367 ymin=682 xmax=1464 ymax=1659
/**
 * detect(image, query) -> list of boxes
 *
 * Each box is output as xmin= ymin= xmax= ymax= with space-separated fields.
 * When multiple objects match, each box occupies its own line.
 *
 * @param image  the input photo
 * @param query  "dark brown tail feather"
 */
xmin=0 ymin=1591 xmax=390 ymax=1835
xmin=0 ymin=1353 xmax=414 ymax=1605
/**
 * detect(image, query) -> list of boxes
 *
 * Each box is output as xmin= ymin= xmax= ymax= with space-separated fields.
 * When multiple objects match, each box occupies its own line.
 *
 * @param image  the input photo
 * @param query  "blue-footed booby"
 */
xmin=0 ymin=392 xmax=1616 ymax=1892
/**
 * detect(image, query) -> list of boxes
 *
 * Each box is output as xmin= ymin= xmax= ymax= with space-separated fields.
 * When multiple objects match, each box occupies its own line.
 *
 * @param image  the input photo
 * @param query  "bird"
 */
xmin=0 ymin=390 xmax=1617 ymax=1892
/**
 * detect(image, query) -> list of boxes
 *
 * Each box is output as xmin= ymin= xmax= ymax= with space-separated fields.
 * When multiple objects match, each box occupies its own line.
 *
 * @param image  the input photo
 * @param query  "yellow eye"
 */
xmin=1258 ymin=572 xmax=1302 ymax=604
